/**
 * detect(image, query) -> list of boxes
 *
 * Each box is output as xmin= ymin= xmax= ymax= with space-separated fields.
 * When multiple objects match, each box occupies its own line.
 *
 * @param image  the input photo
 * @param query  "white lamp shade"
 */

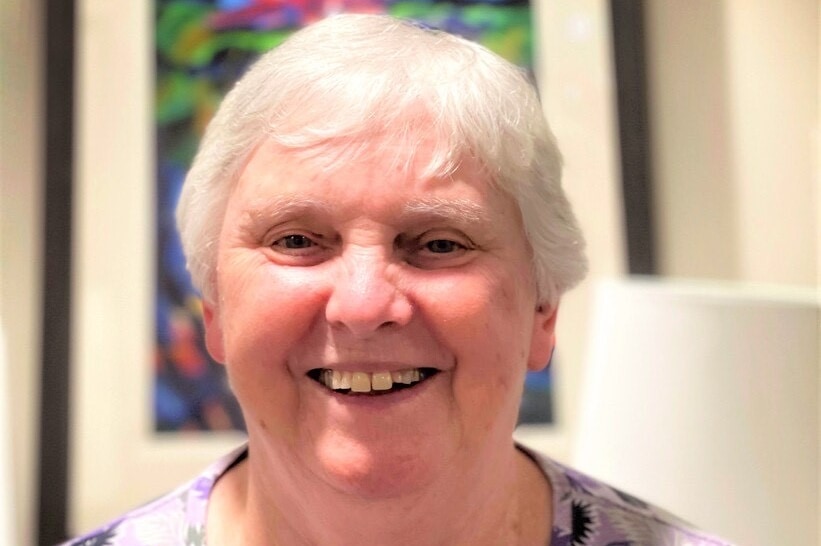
xmin=573 ymin=278 xmax=819 ymax=546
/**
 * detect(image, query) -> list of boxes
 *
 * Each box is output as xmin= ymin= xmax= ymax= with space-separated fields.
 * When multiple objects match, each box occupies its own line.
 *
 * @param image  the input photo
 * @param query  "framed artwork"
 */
xmin=70 ymin=0 xmax=625 ymax=535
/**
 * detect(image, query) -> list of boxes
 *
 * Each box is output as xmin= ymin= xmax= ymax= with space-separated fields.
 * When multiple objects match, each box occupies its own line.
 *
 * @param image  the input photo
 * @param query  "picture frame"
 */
xmin=70 ymin=0 xmax=245 ymax=533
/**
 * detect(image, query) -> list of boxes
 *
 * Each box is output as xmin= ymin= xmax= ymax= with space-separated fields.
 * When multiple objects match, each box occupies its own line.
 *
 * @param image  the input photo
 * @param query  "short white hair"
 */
xmin=176 ymin=13 xmax=587 ymax=307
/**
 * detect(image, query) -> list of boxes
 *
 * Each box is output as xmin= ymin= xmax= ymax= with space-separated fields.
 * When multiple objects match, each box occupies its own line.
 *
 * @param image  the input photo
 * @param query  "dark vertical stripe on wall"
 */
xmin=37 ymin=0 xmax=74 ymax=543
xmin=610 ymin=0 xmax=656 ymax=274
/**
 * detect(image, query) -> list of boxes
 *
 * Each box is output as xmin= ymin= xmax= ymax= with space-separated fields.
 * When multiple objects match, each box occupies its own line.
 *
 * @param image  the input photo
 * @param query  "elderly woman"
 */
xmin=66 ymin=14 xmax=730 ymax=546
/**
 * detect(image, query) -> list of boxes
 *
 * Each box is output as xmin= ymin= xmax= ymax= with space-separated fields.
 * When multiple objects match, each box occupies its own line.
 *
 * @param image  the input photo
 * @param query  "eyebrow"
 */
xmin=239 ymin=195 xmax=492 ymax=232
xmin=240 ymin=195 xmax=334 ymax=231
xmin=401 ymin=198 xmax=489 ymax=223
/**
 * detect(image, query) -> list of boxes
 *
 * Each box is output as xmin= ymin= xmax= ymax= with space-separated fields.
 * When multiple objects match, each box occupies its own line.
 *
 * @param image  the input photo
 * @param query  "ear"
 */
xmin=527 ymin=302 xmax=559 ymax=372
xmin=202 ymin=300 xmax=226 ymax=364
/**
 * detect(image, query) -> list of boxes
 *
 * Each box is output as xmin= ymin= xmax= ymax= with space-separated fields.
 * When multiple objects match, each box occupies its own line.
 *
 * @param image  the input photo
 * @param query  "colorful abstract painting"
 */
xmin=154 ymin=0 xmax=541 ymax=432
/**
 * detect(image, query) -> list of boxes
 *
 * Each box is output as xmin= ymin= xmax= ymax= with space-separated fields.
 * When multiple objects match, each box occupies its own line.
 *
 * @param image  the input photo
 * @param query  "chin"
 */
xmin=313 ymin=433 xmax=447 ymax=499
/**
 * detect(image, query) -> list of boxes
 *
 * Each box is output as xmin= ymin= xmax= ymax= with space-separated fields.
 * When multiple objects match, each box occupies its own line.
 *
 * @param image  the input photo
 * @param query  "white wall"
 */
xmin=0 ymin=1 xmax=44 ymax=544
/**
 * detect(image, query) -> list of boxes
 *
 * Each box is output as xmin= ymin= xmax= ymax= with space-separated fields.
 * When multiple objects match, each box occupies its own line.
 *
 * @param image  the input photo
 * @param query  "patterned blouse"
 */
xmin=63 ymin=444 xmax=733 ymax=546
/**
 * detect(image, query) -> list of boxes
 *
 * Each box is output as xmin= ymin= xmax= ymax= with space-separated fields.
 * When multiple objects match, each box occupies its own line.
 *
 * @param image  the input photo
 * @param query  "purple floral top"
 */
xmin=63 ymin=444 xmax=733 ymax=546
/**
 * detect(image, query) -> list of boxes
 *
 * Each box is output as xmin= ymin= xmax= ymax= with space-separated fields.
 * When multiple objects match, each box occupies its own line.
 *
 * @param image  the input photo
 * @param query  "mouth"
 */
xmin=307 ymin=368 xmax=441 ymax=396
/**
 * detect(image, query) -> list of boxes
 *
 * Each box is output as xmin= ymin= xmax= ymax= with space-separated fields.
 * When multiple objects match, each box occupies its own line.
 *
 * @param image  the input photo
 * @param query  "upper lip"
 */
xmin=307 ymin=362 xmax=444 ymax=373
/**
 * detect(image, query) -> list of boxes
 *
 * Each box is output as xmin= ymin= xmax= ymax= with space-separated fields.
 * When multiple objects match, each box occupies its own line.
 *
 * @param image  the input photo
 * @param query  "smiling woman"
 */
xmin=201 ymin=139 xmax=547 ymax=513
xmin=63 ymin=13 xmax=732 ymax=546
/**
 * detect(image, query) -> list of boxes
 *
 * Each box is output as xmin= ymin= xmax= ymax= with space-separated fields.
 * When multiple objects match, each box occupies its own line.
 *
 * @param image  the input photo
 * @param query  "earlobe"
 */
xmin=527 ymin=303 xmax=559 ymax=372
xmin=203 ymin=300 xmax=226 ymax=364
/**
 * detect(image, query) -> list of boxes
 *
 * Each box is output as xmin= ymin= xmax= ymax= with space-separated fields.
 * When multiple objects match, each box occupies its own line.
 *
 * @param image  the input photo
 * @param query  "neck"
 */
xmin=209 ymin=442 xmax=551 ymax=546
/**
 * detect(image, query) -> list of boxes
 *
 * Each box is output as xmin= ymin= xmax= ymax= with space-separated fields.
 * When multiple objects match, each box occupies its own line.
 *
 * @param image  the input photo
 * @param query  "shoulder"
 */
xmin=61 ymin=444 xmax=248 ymax=546
xmin=521 ymin=446 xmax=735 ymax=546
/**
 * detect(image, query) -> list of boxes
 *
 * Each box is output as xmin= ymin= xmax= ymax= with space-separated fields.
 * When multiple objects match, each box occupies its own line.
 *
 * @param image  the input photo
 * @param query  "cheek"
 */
xmin=219 ymin=256 xmax=327 ymax=354
xmin=419 ymin=268 xmax=535 ymax=386
xmin=424 ymin=267 xmax=532 ymax=341
xmin=215 ymin=258 xmax=329 ymax=425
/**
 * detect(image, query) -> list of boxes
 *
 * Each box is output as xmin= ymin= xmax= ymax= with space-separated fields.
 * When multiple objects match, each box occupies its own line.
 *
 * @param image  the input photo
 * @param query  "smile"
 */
xmin=307 ymin=368 xmax=440 ymax=395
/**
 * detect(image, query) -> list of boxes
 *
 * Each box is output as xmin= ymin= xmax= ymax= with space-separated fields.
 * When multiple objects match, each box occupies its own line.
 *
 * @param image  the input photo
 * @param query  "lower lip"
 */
xmin=309 ymin=372 xmax=443 ymax=409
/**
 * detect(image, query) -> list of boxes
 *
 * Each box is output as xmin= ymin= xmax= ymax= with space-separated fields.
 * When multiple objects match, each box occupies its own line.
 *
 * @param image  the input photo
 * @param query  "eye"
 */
xmin=268 ymin=231 xmax=330 ymax=265
xmin=276 ymin=234 xmax=315 ymax=250
xmin=401 ymin=231 xmax=475 ymax=269
xmin=269 ymin=232 xmax=326 ymax=258
xmin=424 ymin=239 xmax=463 ymax=254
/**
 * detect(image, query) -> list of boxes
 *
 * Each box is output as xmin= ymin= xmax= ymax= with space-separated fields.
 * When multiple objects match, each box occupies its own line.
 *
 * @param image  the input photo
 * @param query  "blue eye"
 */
xmin=425 ymin=239 xmax=461 ymax=253
xmin=277 ymin=234 xmax=315 ymax=249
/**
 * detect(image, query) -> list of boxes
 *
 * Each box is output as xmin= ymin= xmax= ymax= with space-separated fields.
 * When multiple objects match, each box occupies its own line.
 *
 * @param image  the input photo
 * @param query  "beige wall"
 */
xmin=647 ymin=0 xmax=819 ymax=285
xmin=726 ymin=0 xmax=817 ymax=285
xmin=0 ymin=0 xmax=43 ymax=544
xmin=645 ymin=1 xmax=739 ymax=279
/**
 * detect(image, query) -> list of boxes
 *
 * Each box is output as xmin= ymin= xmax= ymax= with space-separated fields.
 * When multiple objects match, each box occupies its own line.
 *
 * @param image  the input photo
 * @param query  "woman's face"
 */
xmin=204 ymin=139 xmax=557 ymax=498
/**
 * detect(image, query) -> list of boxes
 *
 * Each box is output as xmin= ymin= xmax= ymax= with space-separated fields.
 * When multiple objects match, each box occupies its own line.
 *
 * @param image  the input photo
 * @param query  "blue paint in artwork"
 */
xmin=525 ymin=368 xmax=552 ymax=389
xmin=217 ymin=0 xmax=252 ymax=10
xmin=155 ymin=380 xmax=190 ymax=427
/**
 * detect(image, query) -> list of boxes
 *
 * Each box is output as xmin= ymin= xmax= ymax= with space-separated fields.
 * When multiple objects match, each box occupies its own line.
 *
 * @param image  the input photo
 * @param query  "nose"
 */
xmin=325 ymin=252 xmax=413 ymax=337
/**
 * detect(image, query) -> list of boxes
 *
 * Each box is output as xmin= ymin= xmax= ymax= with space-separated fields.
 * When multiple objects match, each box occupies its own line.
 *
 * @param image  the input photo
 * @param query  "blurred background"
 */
xmin=1 ymin=0 xmax=818 ymax=544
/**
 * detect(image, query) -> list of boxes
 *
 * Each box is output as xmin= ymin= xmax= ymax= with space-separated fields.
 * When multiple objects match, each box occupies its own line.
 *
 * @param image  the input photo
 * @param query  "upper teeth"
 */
xmin=320 ymin=369 xmax=422 ymax=393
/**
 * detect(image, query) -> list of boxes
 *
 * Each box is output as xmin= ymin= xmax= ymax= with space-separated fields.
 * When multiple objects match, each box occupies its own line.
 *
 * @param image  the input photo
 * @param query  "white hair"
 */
xmin=176 ymin=13 xmax=587 ymax=307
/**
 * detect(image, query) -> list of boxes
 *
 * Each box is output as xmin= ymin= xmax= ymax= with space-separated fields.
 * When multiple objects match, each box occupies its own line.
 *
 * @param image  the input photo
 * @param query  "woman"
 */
xmin=66 ymin=14 xmax=731 ymax=546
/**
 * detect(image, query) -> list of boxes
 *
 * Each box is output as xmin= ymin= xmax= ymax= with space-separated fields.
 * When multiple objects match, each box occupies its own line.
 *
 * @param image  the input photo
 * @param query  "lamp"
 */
xmin=573 ymin=278 xmax=819 ymax=546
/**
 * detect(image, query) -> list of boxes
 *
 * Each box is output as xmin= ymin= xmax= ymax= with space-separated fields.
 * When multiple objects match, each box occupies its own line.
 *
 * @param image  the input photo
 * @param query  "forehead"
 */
xmin=229 ymin=138 xmax=517 ymax=220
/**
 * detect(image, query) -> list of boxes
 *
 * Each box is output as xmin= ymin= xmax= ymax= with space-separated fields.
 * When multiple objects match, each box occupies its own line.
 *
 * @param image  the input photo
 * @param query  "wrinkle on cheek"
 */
xmin=498 ymin=270 xmax=537 ymax=309
xmin=218 ymin=251 xmax=269 ymax=296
